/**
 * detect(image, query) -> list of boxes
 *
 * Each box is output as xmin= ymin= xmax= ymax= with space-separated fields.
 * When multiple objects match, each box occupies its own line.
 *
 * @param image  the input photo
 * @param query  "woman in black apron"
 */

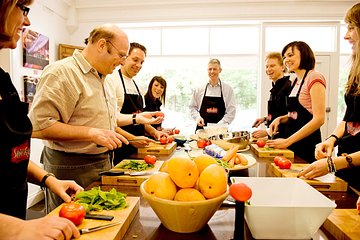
xmin=0 ymin=68 xmax=32 ymax=219
xmin=297 ymin=2 xmax=360 ymax=209
xmin=144 ymin=76 xmax=167 ymax=131
xmin=0 ymin=1 xmax=81 ymax=238
xmin=196 ymin=80 xmax=226 ymax=131
xmin=267 ymin=41 xmax=326 ymax=163
xmin=285 ymin=70 xmax=322 ymax=162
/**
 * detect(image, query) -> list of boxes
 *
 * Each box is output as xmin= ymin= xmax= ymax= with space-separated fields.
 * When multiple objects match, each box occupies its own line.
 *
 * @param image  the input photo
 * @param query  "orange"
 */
xmin=174 ymin=188 xmax=206 ymax=201
xmin=193 ymin=155 xmax=218 ymax=174
xmin=198 ymin=164 xmax=228 ymax=199
xmin=159 ymin=160 xmax=168 ymax=173
xmin=144 ymin=172 xmax=177 ymax=200
xmin=167 ymin=157 xmax=199 ymax=188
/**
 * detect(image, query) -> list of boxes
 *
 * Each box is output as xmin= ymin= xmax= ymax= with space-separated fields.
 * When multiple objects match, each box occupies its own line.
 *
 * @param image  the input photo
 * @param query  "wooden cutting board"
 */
xmin=137 ymin=142 xmax=176 ymax=155
xmin=49 ymin=196 xmax=140 ymax=240
xmin=323 ymin=209 xmax=360 ymax=240
xmin=101 ymin=159 xmax=164 ymax=186
xmin=271 ymin=163 xmax=348 ymax=192
xmin=250 ymin=144 xmax=294 ymax=158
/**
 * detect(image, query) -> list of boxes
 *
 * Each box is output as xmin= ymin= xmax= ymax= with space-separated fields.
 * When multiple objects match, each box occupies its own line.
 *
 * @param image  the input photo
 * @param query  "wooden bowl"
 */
xmin=140 ymin=180 xmax=229 ymax=233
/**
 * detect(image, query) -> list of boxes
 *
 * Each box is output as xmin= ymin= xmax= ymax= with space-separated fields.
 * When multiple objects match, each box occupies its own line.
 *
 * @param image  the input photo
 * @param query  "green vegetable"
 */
xmin=217 ymin=159 xmax=230 ymax=170
xmin=74 ymin=187 xmax=128 ymax=212
xmin=115 ymin=160 xmax=153 ymax=171
xmin=264 ymin=147 xmax=274 ymax=151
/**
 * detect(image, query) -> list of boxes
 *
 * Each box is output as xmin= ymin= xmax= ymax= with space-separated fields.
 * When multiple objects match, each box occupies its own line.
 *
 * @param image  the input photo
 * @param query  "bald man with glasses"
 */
xmin=29 ymin=24 xmax=160 ymax=211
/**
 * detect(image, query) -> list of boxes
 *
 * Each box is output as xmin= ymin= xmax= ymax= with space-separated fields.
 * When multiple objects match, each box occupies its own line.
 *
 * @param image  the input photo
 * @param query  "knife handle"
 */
xmin=85 ymin=214 xmax=114 ymax=221
xmin=99 ymin=170 xmax=125 ymax=176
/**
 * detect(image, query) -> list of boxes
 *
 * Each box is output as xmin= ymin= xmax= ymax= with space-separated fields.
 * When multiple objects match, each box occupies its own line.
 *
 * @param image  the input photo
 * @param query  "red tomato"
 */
xmin=167 ymin=136 xmax=174 ymax=143
xmin=230 ymin=183 xmax=252 ymax=202
xmin=197 ymin=139 xmax=207 ymax=148
xmin=159 ymin=136 xmax=168 ymax=145
xmin=273 ymin=156 xmax=285 ymax=166
xmin=155 ymin=111 xmax=165 ymax=118
xmin=278 ymin=158 xmax=292 ymax=169
xmin=205 ymin=139 xmax=211 ymax=146
xmin=144 ymin=155 xmax=157 ymax=164
xmin=174 ymin=129 xmax=180 ymax=134
xmin=256 ymin=140 xmax=266 ymax=148
xmin=59 ymin=203 xmax=86 ymax=226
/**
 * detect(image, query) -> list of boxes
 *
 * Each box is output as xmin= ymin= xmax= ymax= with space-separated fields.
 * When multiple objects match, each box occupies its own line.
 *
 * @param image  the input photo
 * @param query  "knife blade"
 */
xmin=79 ymin=221 xmax=122 ymax=234
xmin=99 ymin=170 xmax=157 ymax=176
xmin=85 ymin=213 xmax=114 ymax=221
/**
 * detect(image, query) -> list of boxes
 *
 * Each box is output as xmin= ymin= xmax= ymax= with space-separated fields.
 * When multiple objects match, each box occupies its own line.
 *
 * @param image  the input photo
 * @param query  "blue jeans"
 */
xmin=41 ymin=146 xmax=111 ymax=212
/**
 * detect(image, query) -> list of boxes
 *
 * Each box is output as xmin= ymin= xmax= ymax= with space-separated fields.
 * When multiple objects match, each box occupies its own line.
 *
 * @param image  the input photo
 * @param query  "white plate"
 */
xmin=189 ymin=140 xmax=200 ymax=149
xmin=229 ymin=153 xmax=257 ymax=171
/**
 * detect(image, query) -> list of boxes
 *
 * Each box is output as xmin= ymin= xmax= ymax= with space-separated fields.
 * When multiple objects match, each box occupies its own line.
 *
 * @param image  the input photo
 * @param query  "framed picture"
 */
xmin=22 ymin=28 xmax=49 ymax=70
xmin=23 ymin=75 xmax=40 ymax=105
xmin=58 ymin=43 xmax=84 ymax=60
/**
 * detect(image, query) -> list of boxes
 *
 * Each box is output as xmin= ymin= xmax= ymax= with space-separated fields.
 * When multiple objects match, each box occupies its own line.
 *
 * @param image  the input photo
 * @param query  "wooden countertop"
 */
xmin=88 ymin=147 xmax=359 ymax=240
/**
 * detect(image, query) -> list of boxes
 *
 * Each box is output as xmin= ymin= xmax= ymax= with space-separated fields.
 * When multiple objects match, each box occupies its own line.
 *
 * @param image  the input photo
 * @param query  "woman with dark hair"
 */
xmin=144 ymin=76 xmax=167 ymax=130
xmin=267 ymin=41 xmax=326 ymax=163
xmin=0 ymin=0 xmax=81 ymax=238
xmin=299 ymin=2 xmax=360 ymax=198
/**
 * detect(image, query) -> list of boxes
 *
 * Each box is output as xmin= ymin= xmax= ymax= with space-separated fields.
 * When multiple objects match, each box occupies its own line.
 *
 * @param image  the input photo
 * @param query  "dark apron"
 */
xmin=196 ymin=81 xmax=226 ymax=131
xmin=0 ymin=68 xmax=32 ymax=219
xmin=267 ymin=76 xmax=291 ymax=139
xmin=285 ymin=71 xmax=321 ymax=163
xmin=336 ymin=93 xmax=360 ymax=191
xmin=114 ymin=70 xmax=144 ymax=164
xmin=144 ymin=96 xmax=162 ymax=130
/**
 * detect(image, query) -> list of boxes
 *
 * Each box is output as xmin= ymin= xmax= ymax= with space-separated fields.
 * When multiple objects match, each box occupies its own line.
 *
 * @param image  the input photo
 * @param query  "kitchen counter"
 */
xmin=87 ymin=147 xmax=359 ymax=240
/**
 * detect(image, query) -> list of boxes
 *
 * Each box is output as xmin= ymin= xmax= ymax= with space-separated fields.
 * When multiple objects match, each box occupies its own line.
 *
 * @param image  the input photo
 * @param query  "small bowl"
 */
xmin=174 ymin=137 xmax=187 ymax=147
xmin=140 ymin=180 xmax=229 ymax=233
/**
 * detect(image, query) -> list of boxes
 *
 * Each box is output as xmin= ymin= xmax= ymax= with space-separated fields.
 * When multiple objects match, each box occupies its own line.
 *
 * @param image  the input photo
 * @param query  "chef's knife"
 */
xmin=99 ymin=170 xmax=157 ymax=176
xmin=85 ymin=213 xmax=114 ymax=221
xmin=79 ymin=221 xmax=122 ymax=234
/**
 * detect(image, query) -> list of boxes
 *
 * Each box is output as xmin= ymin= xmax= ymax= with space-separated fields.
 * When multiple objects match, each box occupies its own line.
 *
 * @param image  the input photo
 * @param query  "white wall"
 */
xmin=2 ymin=0 xmax=72 ymax=207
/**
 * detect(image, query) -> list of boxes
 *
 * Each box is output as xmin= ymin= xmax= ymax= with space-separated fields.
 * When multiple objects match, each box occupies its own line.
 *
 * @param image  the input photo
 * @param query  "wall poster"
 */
xmin=23 ymin=75 xmax=40 ymax=105
xmin=22 ymin=28 xmax=49 ymax=70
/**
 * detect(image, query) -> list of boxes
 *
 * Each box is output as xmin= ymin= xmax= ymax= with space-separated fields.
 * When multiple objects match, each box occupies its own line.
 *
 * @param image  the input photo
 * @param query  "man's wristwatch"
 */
xmin=132 ymin=114 xmax=137 ymax=125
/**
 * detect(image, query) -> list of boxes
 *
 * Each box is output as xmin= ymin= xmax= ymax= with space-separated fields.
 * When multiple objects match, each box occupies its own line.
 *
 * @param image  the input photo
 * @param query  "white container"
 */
xmin=230 ymin=177 xmax=336 ymax=239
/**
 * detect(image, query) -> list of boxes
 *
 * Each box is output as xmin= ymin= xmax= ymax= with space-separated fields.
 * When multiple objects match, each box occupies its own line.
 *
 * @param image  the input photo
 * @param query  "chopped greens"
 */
xmin=217 ymin=158 xmax=230 ymax=170
xmin=74 ymin=187 xmax=128 ymax=212
xmin=115 ymin=160 xmax=154 ymax=171
xmin=263 ymin=147 xmax=274 ymax=151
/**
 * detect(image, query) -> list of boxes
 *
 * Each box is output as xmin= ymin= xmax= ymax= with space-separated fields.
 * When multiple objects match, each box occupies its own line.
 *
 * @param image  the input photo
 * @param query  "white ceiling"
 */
xmin=57 ymin=0 xmax=358 ymax=24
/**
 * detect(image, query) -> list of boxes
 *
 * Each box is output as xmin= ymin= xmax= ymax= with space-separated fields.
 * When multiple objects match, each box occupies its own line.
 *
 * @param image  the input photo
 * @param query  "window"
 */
xmin=265 ymin=25 xmax=337 ymax=52
xmin=123 ymin=25 xmax=259 ymax=135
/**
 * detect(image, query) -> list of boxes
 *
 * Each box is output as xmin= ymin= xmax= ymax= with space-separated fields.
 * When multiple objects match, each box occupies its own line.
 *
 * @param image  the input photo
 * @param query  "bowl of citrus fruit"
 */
xmin=140 ymin=155 xmax=229 ymax=233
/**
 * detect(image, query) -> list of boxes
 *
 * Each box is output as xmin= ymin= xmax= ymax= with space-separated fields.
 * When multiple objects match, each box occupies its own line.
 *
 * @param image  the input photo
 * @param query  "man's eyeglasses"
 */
xmin=106 ymin=41 xmax=127 ymax=60
xmin=16 ymin=4 xmax=30 ymax=16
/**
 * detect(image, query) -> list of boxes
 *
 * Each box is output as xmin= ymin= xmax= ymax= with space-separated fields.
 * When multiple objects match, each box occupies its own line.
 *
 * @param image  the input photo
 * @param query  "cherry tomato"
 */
xmin=59 ymin=202 xmax=86 ymax=226
xmin=174 ymin=129 xmax=180 ymax=134
xmin=197 ymin=139 xmax=207 ymax=148
xmin=155 ymin=111 xmax=165 ymax=118
xmin=167 ymin=136 xmax=174 ymax=143
xmin=144 ymin=155 xmax=157 ymax=165
xmin=278 ymin=158 xmax=292 ymax=169
xmin=230 ymin=183 xmax=252 ymax=202
xmin=273 ymin=156 xmax=285 ymax=166
xmin=256 ymin=140 xmax=266 ymax=148
xmin=159 ymin=136 xmax=168 ymax=145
